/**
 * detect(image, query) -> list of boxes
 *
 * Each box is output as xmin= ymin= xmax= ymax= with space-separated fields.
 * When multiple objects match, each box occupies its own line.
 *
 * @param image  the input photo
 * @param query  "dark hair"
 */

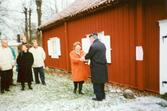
xmin=89 ymin=32 xmax=98 ymax=39
xmin=21 ymin=44 xmax=29 ymax=49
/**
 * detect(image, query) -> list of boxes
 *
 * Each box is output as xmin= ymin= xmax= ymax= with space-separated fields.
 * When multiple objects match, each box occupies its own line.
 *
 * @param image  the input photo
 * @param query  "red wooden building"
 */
xmin=39 ymin=0 xmax=167 ymax=93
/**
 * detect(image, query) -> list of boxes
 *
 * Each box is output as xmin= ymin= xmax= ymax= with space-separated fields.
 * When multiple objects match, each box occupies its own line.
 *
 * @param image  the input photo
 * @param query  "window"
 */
xmin=47 ymin=37 xmax=61 ymax=58
xmin=81 ymin=31 xmax=112 ymax=63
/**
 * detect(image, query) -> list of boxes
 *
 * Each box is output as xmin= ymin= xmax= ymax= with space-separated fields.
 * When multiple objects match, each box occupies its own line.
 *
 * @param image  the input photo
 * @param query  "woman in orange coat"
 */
xmin=70 ymin=42 xmax=89 ymax=94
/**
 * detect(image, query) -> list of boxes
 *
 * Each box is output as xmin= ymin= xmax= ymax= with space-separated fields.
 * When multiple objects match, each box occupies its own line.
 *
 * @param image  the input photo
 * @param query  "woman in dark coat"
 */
xmin=17 ymin=44 xmax=34 ymax=90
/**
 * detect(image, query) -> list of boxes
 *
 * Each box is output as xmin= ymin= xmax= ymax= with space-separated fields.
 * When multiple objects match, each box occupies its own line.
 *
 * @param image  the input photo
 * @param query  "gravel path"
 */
xmin=0 ymin=71 xmax=167 ymax=111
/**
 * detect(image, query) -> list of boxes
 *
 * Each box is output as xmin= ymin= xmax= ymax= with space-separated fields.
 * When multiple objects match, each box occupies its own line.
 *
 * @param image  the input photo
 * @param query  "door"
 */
xmin=159 ymin=20 xmax=167 ymax=94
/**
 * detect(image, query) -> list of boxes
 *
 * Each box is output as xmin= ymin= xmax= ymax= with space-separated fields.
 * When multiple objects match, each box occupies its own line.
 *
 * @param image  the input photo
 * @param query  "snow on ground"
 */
xmin=0 ymin=70 xmax=167 ymax=111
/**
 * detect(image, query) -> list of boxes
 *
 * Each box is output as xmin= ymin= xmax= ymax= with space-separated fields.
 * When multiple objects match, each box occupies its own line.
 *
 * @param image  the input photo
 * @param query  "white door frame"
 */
xmin=159 ymin=19 xmax=167 ymax=94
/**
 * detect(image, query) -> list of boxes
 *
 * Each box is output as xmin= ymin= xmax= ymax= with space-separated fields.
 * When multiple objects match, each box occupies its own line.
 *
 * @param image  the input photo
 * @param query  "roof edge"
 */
xmin=39 ymin=0 xmax=128 ymax=31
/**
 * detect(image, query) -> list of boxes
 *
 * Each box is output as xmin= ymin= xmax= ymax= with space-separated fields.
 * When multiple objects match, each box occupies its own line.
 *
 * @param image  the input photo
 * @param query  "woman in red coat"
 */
xmin=70 ymin=42 xmax=89 ymax=94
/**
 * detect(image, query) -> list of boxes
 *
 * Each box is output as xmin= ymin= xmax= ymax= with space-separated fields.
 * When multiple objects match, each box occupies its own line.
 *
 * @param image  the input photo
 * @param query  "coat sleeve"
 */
xmin=30 ymin=53 xmax=34 ymax=66
xmin=70 ymin=52 xmax=80 ymax=63
xmin=9 ymin=48 xmax=15 ymax=66
xmin=16 ymin=52 xmax=22 ymax=65
xmin=85 ymin=45 xmax=96 ymax=60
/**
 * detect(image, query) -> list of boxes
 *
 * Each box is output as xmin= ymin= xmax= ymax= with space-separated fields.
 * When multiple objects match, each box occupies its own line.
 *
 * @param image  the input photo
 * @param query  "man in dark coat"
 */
xmin=84 ymin=33 xmax=108 ymax=101
xmin=17 ymin=44 xmax=34 ymax=90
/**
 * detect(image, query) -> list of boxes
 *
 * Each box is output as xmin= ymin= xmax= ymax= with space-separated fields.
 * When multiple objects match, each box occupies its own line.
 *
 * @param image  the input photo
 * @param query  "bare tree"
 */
xmin=20 ymin=0 xmax=35 ymax=42
xmin=23 ymin=7 xmax=28 ymax=40
xmin=0 ymin=0 xmax=36 ymax=40
xmin=0 ymin=0 xmax=8 ymax=19
xmin=42 ymin=0 xmax=58 ymax=22
xmin=29 ymin=8 xmax=32 ymax=41
xmin=35 ymin=0 xmax=42 ymax=45
xmin=0 ymin=0 xmax=11 ymax=24
xmin=0 ymin=0 xmax=9 ymax=37
xmin=42 ymin=0 xmax=75 ymax=21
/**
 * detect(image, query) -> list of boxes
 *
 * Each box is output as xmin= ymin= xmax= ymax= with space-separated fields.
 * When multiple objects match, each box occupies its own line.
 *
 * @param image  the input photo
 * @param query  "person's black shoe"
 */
xmin=103 ymin=96 xmax=106 ymax=99
xmin=36 ymin=82 xmax=40 ymax=84
xmin=42 ymin=82 xmax=46 ymax=85
xmin=29 ymin=87 xmax=33 ymax=90
xmin=5 ymin=89 xmax=10 ymax=91
xmin=73 ymin=90 xmax=76 ymax=94
xmin=79 ymin=92 xmax=84 ymax=95
xmin=21 ymin=87 xmax=25 ymax=91
xmin=11 ymin=83 xmax=16 ymax=86
xmin=1 ymin=90 xmax=4 ymax=94
xmin=92 ymin=98 xmax=103 ymax=101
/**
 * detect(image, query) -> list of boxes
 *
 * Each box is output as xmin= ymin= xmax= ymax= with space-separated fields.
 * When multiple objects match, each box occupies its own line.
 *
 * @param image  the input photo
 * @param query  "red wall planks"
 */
xmin=144 ymin=0 xmax=167 ymax=93
xmin=42 ymin=24 xmax=68 ymax=70
xmin=42 ymin=0 xmax=167 ymax=93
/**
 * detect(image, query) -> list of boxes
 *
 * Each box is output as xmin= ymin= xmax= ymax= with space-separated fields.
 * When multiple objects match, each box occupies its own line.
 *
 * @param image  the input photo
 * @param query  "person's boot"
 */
xmin=1 ymin=90 xmax=4 ymax=94
xmin=92 ymin=98 xmax=103 ymax=101
xmin=79 ymin=91 xmax=84 ymax=95
xmin=5 ymin=89 xmax=10 ymax=91
xmin=28 ymin=82 xmax=33 ymax=90
xmin=21 ymin=86 xmax=25 ymax=91
xmin=79 ymin=82 xmax=84 ymax=95
xmin=79 ymin=88 xmax=84 ymax=94
xmin=73 ymin=89 xmax=77 ymax=94
xmin=36 ymin=82 xmax=40 ymax=84
xmin=42 ymin=81 xmax=46 ymax=85
xmin=28 ymin=86 xmax=33 ymax=90
xmin=102 ymin=93 xmax=106 ymax=99
xmin=21 ymin=82 xmax=25 ymax=91
xmin=73 ymin=82 xmax=77 ymax=94
xmin=11 ymin=83 xmax=16 ymax=86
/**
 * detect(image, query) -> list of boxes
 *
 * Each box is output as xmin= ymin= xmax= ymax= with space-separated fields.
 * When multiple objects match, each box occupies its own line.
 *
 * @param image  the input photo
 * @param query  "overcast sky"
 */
xmin=0 ymin=0 xmax=75 ymax=39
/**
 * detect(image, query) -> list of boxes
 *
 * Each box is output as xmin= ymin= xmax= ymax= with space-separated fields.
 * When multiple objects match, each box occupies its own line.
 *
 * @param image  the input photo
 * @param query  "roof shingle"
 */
xmin=39 ymin=0 xmax=121 ymax=30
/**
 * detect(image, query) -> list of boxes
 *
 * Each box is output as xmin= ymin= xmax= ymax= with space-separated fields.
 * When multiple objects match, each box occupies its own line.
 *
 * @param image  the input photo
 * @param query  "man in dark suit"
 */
xmin=83 ymin=33 xmax=108 ymax=101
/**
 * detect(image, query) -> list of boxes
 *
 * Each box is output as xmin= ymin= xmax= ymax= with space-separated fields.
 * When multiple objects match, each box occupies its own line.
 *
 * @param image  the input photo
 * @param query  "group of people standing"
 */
xmin=70 ymin=33 xmax=108 ymax=101
xmin=0 ymin=37 xmax=46 ymax=94
xmin=0 ymin=33 xmax=108 ymax=102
